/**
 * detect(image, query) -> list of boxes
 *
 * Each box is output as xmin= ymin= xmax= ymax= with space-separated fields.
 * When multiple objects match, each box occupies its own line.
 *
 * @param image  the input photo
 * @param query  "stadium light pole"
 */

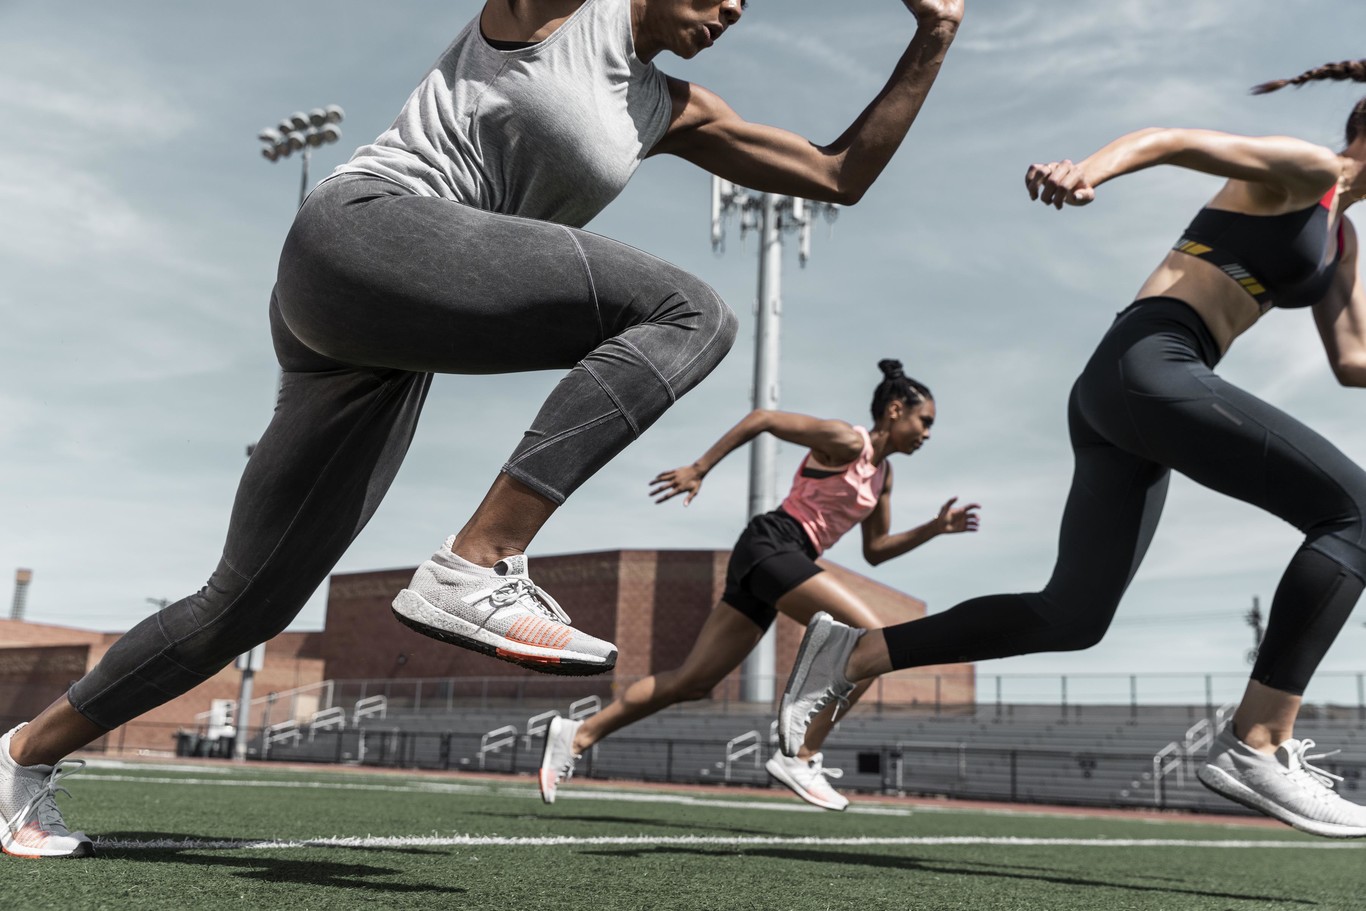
xmin=710 ymin=178 xmax=838 ymax=703
xmin=258 ymin=104 xmax=345 ymax=209
xmin=229 ymin=105 xmax=346 ymax=758
xmin=246 ymin=103 xmax=347 ymax=466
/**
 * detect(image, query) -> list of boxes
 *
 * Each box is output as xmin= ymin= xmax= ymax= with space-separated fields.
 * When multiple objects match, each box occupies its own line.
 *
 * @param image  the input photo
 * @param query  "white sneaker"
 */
xmin=393 ymin=537 xmax=617 ymax=676
xmin=0 ymin=725 xmax=94 ymax=859
xmin=766 ymin=751 xmax=849 ymax=811
xmin=539 ymin=717 xmax=582 ymax=805
xmin=778 ymin=612 xmax=863 ymax=757
xmin=1197 ymin=726 xmax=1366 ymax=838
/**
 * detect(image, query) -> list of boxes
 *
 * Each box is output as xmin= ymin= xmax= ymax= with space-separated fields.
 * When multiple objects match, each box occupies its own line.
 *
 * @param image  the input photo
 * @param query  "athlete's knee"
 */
xmin=160 ymin=561 xmax=303 ymax=672
xmin=707 ymin=292 xmax=740 ymax=357
xmin=667 ymin=281 xmax=737 ymax=395
xmin=665 ymin=668 xmax=721 ymax=703
xmin=1025 ymin=590 xmax=1114 ymax=652
xmin=1054 ymin=622 xmax=1109 ymax=652
xmin=1305 ymin=522 xmax=1366 ymax=583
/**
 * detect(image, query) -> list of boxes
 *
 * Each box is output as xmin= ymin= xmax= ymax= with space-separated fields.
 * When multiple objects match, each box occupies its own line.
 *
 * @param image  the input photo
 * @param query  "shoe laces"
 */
xmin=11 ymin=760 xmax=84 ymax=836
xmin=809 ymin=682 xmax=855 ymax=725
xmin=557 ymin=753 xmax=579 ymax=784
xmin=1285 ymin=739 xmax=1344 ymax=795
xmin=470 ymin=576 xmax=572 ymax=625
xmin=808 ymin=754 xmax=842 ymax=781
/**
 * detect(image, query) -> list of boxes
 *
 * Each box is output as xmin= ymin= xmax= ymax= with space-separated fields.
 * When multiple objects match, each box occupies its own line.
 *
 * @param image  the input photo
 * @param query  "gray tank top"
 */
xmin=332 ymin=0 xmax=673 ymax=228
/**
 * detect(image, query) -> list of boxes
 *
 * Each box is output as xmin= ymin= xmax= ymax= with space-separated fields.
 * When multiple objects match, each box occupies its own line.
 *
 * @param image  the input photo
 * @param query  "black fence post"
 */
xmin=666 ymin=741 xmax=674 ymax=783
xmin=1009 ymin=749 xmax=1018 ymax=802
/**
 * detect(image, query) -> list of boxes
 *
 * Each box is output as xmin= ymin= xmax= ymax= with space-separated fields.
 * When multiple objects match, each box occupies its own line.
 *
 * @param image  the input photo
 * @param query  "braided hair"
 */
xmin=1251 ymin=59 xmax=1366 ymax=146
xmin=870 ymin=359 xmax=932 ymax=422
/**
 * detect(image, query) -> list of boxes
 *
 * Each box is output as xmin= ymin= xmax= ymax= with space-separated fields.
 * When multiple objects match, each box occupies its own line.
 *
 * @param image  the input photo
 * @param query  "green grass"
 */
xmin=2 ymin=760 xmax=1362 ymax=911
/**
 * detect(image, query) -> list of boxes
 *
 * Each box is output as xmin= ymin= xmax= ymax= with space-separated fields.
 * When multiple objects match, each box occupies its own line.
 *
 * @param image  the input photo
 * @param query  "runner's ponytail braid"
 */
xmin=1252 ymin=60 xmax=1366 ymax=145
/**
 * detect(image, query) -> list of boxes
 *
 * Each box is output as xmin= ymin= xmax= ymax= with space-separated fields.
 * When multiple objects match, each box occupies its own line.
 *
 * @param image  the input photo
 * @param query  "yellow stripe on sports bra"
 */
xmin=1172 ymin=236 xmax=1273 ymax=312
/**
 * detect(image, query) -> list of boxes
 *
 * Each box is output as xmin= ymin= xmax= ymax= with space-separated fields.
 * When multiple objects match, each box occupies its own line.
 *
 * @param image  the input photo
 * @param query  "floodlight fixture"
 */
xmin=258 ymin=103 xmax=347 ymax=208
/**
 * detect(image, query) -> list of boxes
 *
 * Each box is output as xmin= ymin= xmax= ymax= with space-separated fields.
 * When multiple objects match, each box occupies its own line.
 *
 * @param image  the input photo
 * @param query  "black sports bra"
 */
xmin=1172 ymin=187 xmax=1344 ymax=311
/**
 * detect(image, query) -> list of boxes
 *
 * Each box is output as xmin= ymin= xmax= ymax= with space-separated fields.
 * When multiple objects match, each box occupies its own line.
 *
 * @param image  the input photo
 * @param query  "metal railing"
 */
xmin=304 ymin=671 xmax=1366 ymax=718
xmin=721 ymin=731 xmax=762 ymax=782
xmin=477 ymin=725 xmax=518 ymax=770
xmin=353 ymin=695 xmax=387 ymax=724
xmin=308 ymin=707 xmax=346 ymax=741
xmin=193 ymin=680 xmax=337 ymax=734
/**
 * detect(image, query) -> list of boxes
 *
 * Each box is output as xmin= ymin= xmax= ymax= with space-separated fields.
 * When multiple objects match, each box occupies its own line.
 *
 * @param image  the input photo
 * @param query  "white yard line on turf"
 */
xmin=91 ymin=834 xmax=1366 ymax=851
xmin=80 ymin=774 xmax=912 ymax=816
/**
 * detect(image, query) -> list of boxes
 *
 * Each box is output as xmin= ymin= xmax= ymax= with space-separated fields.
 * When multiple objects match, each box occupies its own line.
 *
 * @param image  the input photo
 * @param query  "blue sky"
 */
xmin=3 ymin=0 xmax=1366 ymax=700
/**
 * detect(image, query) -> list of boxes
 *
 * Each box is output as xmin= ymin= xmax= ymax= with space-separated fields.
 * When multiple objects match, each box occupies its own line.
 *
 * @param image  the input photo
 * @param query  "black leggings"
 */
xmin=67 ymin=175 xmax=737 ymax=729
xmin=883 ymin=298 xmax=1366 ymax=695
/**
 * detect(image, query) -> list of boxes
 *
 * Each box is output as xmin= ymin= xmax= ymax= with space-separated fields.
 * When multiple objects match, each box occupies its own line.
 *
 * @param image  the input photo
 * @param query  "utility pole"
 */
xmin=710 ymin=178 xmax=838 ymax=702
xmin=1244 ymin=596 xmax=1264 ymax=665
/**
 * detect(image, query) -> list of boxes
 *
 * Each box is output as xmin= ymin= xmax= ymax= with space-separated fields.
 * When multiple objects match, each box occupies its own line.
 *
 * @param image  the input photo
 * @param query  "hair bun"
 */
xmin=877 ymin=358 xmax=905 ymax=380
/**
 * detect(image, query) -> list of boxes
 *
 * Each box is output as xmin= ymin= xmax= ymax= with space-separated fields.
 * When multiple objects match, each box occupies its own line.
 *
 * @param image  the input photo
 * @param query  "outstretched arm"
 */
xmin=861 ymin=468 xmax=980 ymax=566
xmin=1315 ymin=218 xmax=1366 ymax=387
xmin=652 ymin=0 xmax=963 ymax=205
xmin=1025 ymin=128 xmax=1342 ymax=210
xmin=650 ymin=410 xmax=864 ymax=505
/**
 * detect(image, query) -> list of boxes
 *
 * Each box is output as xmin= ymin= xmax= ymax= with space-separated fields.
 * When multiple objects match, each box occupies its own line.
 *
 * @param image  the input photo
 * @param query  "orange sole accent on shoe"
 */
xmin=496 ymin=648 xmax=562 ymax=666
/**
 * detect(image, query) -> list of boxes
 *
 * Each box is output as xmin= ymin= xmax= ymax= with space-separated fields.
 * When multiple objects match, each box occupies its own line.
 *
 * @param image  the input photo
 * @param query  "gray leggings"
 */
xmin=69 ymin=175 xmax=737 ymax=728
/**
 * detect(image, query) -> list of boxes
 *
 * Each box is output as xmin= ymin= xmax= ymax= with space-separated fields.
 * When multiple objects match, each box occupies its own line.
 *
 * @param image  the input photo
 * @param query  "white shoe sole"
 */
xmin=1196 ymin=764 xmax=1366 ymax=839
xmin=778 ymin=614 xmax=836 ymax=756
xmin=1 ymin=829 xmax=95 ymax=859
xmin=765 ymin=757 xmax=847 ymax=811
xmin=392 ymin=589 xmax=615 ymax=677
xmin=539 ymin=724 xmax=563 ymax=806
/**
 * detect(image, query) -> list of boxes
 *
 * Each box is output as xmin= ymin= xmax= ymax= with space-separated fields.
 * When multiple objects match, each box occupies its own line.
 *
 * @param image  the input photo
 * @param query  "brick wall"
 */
xmin=0 ymin=626 xmax=325 ymax=754
xmin=324 ymin=549 xmax=974 ymax=709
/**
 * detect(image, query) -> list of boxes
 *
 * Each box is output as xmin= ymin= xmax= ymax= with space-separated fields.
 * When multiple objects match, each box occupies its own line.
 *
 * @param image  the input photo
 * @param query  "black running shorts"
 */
xmin=722 ymin=509 xmax=823 ymax=631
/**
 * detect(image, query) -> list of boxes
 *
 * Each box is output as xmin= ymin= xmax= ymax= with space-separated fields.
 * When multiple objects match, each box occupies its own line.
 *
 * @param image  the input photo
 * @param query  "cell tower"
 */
xmin=710 ymin=178 xmax=838 ymax=702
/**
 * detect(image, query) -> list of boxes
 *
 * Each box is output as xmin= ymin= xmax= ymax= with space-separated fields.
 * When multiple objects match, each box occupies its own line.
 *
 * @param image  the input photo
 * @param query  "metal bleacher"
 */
xmin=253 ymin=694 xmax=1366 ymax=816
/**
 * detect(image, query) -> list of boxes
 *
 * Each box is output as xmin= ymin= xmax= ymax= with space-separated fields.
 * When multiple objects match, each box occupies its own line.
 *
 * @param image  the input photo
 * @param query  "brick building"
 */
xmin=0 ymin=618 xmax=323 ymax=754
xmin=322 ymin=548 xmax=972 ymax=708
xmin=0 ymin=549 xmax=972 ymax=754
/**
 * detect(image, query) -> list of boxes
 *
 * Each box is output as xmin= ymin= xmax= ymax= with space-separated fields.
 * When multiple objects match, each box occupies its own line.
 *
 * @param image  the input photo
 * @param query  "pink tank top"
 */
xmin=779 ymin=426 xmax=887 ymax=555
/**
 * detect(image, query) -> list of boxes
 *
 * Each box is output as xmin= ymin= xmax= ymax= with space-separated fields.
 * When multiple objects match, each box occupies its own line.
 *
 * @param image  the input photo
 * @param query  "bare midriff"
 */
xmin=1132 ymin=250 xmax=1266 ymax=356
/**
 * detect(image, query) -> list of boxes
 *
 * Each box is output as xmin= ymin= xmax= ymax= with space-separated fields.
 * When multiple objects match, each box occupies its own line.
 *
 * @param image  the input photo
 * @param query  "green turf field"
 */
xmin=2 ymin=759 xmax=1362 ymax=911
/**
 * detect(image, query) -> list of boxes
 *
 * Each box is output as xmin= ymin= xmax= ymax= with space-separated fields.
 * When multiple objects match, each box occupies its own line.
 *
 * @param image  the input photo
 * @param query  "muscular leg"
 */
xmin=852 ymin=380 xmax=1171 ymax=680
xmin=772 ymin=573 xmax=882 ymax=759
xmin=14 ymin=297 xmax=431 ymax=764
xmin=574 ymin=604 xmax=763 ymax=753
xmin=1123 ymin=370 xmax=1366 ymax=750
xmin=851 ymin=305 xmax=1366 ymax=750
xmin=14 ymin=178 xmax=738 ymax=765
xmin=278 ymin=180 xmax=738 ymax=565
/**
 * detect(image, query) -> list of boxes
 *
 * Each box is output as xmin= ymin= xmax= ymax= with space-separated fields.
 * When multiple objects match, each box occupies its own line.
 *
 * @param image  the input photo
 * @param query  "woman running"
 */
xmin=0 ymin=0 xmax=966 ymax=859
xmin=779 ymin=60 xmax=1366 ymax=837
xmin=539 ymin=360 xmax=980 ymax=809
